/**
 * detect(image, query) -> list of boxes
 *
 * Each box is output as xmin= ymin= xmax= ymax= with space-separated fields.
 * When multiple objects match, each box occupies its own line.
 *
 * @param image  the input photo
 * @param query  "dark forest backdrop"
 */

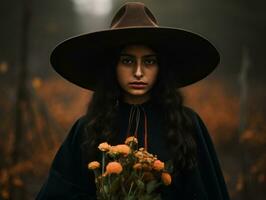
xmin=0 ymin=0 xmax=265 ymax=199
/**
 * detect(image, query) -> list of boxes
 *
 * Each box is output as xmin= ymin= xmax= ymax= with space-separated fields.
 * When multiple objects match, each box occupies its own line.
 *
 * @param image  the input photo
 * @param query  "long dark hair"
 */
xmin=81 ymin=45 xmax=197 ymax=174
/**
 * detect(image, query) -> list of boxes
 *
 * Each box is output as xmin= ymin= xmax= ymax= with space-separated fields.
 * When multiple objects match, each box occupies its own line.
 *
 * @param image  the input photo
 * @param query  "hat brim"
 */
xmin=50 ymin=27 xmax=220 ymax=90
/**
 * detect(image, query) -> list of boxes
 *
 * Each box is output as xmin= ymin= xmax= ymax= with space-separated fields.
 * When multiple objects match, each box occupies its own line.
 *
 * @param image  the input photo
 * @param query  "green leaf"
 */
xmin=109 ymin=176 xmax=121 ymax=193
xmin=110 ymin=195 xmax=120 ymax=200
xmin=135 ymin=179 xmax=145 ymax=190
xmin=103 ymin=185 xmax=109 ymax=194
xmin=146 ymin=180 xmax=161 ymax=194
xmin=139 ymin=193 xmax=162 ymax=200
xmin=124 ymin=196 xmax=135 ymax=200
xmin=127 ymin=171 xmax=138 ymax=182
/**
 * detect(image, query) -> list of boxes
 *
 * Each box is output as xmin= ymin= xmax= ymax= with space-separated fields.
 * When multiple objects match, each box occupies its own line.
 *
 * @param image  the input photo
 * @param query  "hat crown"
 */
xmin=110 ymin=2 xmax=158 ymax=29
xmin=51 ymin=2 xmax=220 ymax=91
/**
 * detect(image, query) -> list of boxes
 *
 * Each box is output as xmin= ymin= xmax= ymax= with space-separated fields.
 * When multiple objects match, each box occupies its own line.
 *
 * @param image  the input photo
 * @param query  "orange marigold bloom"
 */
xmin=109 ymin=144 xmax=131 ymax=155
xmin=88 ymin=161 xmax=100 ymax=170
xmin=145 ymin=157 xmax=154 ymax=164
xmin=133 ymin=163 xmax=142 ymax=170
xmin=142 ymin=163 xmax=153 ymax=171
xmin=98 ymin=142 xmax=111 ymax=151
xmin=161 ymin=172 xmax=172 ymax=185
xmin=106 ymin=162 xmax=123 ymax=174
xmin=124 ymin=136 xmax=138 ymax=145
xmin=134 ymin=151 xmax=144 ymax=159
xmin=153 ymin=160 xmax=165 ymax=171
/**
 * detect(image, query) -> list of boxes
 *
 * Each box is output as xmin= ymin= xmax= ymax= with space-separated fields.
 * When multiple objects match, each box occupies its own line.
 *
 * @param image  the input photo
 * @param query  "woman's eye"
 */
xmin=120 ymin=57 xmax=134 ymax=65
xmin=144 ymin=58 xmax=157 ymax=65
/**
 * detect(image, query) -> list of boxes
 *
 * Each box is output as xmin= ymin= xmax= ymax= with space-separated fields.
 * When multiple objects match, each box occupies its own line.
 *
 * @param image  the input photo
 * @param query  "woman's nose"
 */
xmin=134 ymin=61 xmax=143 ymax=78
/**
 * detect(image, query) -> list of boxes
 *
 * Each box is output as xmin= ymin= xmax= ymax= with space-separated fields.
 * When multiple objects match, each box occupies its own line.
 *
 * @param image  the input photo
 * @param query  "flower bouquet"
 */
xmin=88 ymin=136 xmax=173 ymax=200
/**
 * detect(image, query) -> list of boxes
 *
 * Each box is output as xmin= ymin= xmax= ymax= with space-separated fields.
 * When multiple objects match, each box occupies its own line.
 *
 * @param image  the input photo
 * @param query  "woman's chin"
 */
xmin=127 ymin=89 xmax=148 ymax=96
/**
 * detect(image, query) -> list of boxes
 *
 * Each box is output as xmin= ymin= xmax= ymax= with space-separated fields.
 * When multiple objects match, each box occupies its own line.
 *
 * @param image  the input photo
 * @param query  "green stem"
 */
xmin=102 ymin=152 xmax=105 ymax=174
xmin=128 ymin=182 xmax=134 ymax=197
xmin=131 ymin=173 xmax=145 ymax=197
xmin=108 ymin=175 xmax=111 ymax=200
xmin=101 ymin=152 xmax=106 ymax=199
xmin=121 ymin=176 xmax=127 ymax=196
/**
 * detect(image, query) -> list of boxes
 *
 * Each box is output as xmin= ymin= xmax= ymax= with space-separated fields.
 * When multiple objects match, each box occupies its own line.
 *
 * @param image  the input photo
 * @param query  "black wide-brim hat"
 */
xmin=50 ymin=2 xmax=220 ymax=91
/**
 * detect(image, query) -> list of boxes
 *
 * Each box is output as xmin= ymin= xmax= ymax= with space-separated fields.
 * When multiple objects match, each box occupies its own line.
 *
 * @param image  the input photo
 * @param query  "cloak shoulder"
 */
xmin=182 ymin=107 xmax=231 ymax=200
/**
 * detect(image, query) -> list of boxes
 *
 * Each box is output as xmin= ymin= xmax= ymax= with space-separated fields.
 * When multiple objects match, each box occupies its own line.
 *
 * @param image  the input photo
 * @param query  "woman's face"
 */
xmin=116 ymin=45 xmax=159 ymax=104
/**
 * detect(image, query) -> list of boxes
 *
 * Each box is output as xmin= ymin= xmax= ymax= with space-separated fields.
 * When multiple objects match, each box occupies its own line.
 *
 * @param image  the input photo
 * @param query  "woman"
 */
xmin=36 ymin=2 xmax=230 ymax=200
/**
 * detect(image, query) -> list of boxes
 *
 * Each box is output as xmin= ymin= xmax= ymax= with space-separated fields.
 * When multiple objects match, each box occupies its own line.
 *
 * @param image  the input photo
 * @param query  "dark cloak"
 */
xmin=36 ymin=100 xmax=231 ymax=200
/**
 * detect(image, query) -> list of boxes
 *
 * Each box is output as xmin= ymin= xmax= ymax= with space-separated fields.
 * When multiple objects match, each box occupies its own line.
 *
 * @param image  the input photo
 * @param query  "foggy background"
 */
xmin=0 ymin=0 xmax=265 ymax=199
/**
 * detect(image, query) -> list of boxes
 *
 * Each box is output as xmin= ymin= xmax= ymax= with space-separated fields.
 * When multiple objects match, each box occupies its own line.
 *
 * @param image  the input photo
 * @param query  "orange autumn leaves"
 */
xmin=87 ymin=136 xmax=172 ymax=199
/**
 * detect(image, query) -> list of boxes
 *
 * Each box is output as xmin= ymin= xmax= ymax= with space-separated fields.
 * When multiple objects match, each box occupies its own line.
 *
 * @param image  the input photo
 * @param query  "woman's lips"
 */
xmin=129 ymin=82 xmax=147 ymax=89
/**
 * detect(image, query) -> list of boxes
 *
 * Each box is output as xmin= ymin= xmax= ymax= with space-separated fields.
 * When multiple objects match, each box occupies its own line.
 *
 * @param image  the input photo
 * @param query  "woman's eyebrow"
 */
xmin=143 ymin=54 xmax=157 ymax=58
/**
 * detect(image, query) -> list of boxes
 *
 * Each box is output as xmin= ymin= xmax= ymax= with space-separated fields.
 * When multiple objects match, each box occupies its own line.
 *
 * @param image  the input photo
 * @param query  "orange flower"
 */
xmin=134 ymin=151 xmax=144 ymax=159
xmin=144 ymin=157 xmax=154 ymax=164
xmin=88 ymin=161 xmax=100 ymax=170
xmin=153 ymin=160 xmax=165 ymax=171
xmin=106 ymin=162 xmax=123 ymax=174
xmin=142 ymin=163 xmax=153 ymax=171
xmin=125 ymin=136 xmax=138 ymax=145
xmin=161 ymin=172 xmax=172 ymax=185
xmin=109 ymin=144 xmax=131 ymax=156
xmin=133 ymin=163 xmax=142 ymax=170
xmin=98 ymin=142 xmax=111 ymax=152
